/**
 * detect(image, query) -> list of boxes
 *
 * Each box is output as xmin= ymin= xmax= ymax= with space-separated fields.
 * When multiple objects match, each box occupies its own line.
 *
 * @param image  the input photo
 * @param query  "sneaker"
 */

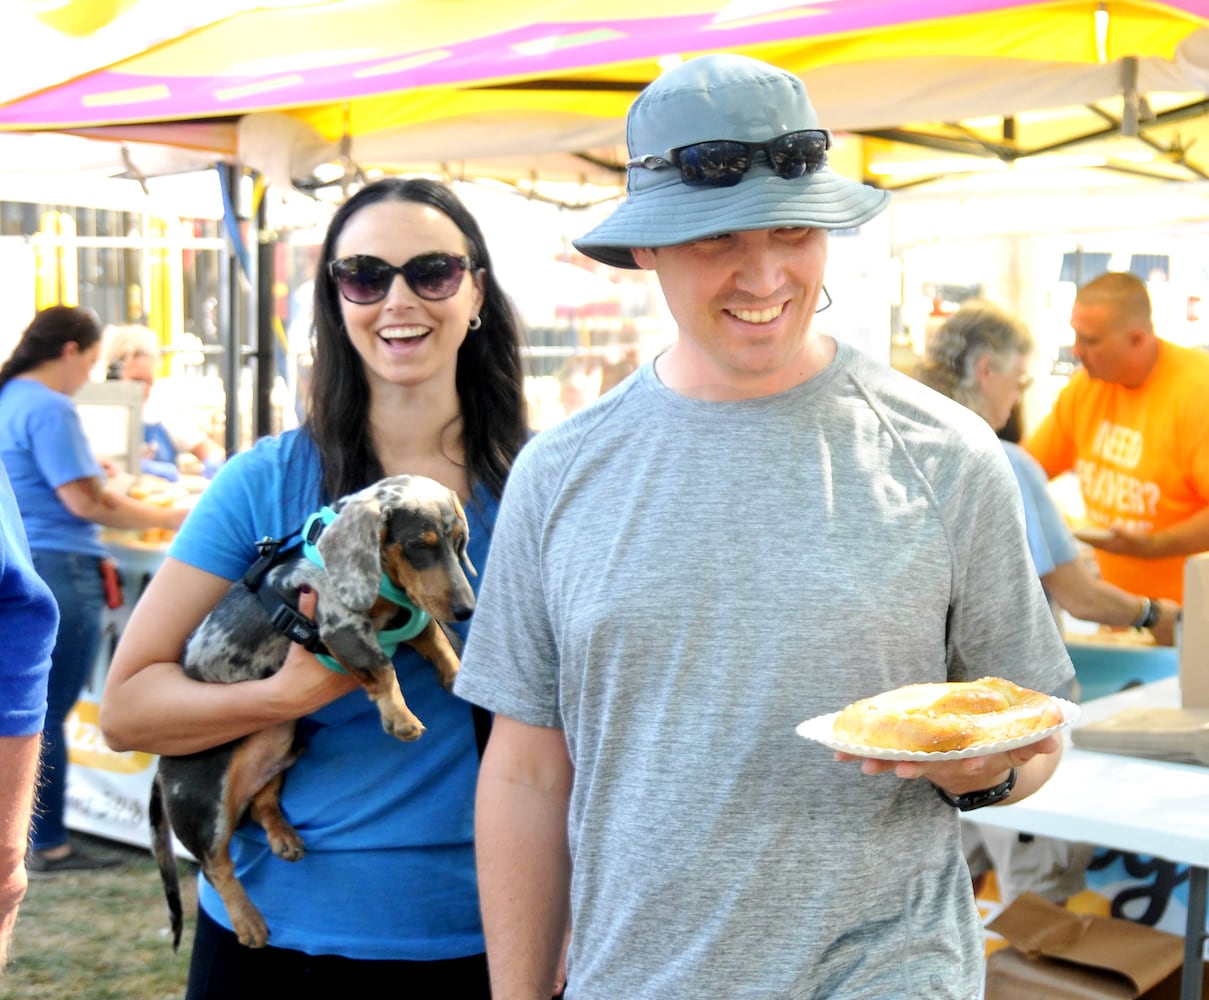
xmin=27 ymin=843 xmax=124 ymax=878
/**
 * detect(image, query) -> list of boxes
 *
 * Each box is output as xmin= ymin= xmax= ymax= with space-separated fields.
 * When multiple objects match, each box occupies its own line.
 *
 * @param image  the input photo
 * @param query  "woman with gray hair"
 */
xmin=919 ymin=299 xmax=1178 ymax=907
xmin=103 ymin=324 xmax=225 ymax=480
xmin=917 ymin=300 xmax=1034 ymax=430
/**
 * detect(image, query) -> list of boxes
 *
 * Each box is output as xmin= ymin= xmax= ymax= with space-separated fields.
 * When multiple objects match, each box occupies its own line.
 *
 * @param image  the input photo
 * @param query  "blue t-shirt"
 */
xmin=0 ymin=378 xmax=105 ymax=557
xmin=0 ymin=460 xmax=58 ymax=737
xmin=140 ymin=420 xmax=181 ymax=480
xmin=168 ymin=428 xmax=496 ymax=960
xmin=1002 ymin=441 xmax=1080 ymax=578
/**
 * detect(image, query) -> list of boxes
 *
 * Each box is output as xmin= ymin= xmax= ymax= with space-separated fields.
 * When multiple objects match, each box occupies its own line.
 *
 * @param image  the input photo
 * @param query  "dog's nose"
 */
xmin=452 ymin=602 xmax=474 ymax=622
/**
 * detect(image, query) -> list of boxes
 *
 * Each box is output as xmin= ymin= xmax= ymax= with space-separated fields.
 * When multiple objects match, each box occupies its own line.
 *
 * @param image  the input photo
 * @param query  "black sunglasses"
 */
xmin=329 ymin=252 xmax=473 ymax=304
xmin=626 ymin=129 xmax=832 ymax=188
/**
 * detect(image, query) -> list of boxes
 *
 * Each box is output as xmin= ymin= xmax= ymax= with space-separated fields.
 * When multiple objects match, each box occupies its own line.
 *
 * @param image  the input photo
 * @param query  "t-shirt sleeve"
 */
xmin=1005 ymin=444 xmax=1080 ymax=577
xmin=0 ymin=465 xmax=56 ymax=737
xmin=29 ymin=396 xmax=102 ymax=489
xmin=454 ymin=442 xmax=563 ymax=729
xmin=167 ymin=439 xmax=299 ymax=580
xmin=945 ymin=435 xmax=1074 ymax=696
xmin=1178 ymin=380 xmax=1209 ymax=505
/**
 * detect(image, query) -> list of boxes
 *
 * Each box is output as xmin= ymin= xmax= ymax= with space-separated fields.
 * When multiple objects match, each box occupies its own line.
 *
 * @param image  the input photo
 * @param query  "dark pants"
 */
xmin=186 ymin=908 xmax=492 ymax=999
xmin=29 ymin=549 xmax=105 ymax=853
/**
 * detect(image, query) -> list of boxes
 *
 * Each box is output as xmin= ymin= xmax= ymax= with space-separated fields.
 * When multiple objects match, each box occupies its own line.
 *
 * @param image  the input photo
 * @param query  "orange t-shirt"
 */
xmin=1026 ymin=340 xmax=1209 ymax=601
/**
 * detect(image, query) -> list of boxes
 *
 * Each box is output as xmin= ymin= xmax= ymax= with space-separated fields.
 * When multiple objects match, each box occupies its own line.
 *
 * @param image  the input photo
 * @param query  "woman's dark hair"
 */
xmin=0 ymin=305 xmax=103 ymax=393
xmin=306 ymin=177 xmax=528 ymax=502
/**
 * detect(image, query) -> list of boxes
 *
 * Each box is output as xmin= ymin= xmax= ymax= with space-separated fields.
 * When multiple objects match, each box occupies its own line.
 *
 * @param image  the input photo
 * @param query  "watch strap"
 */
xmin=1134 ymin=597 xmax=1161 ymax=630
xmin=934 ymin=767 xmax=1017 ymax=811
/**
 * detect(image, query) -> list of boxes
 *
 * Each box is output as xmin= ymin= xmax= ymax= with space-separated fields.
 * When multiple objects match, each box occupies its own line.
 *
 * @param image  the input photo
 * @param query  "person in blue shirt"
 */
xmin=0 ymin=460 xmax=58 ymax=968
xmin=0 ymin=305 xmax=188 ymax=876
xmin=103 ymin=324 xmax=225 ymax=481
xmin=915 ymin=298 xmax=1178 ymax=906
xmin=99 ymin=178 xmax=530 ymax=998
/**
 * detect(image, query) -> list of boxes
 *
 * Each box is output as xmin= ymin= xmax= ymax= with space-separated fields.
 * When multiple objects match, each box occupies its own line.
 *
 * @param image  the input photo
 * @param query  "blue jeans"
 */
xmin=29 ymin=549 xmax=105 ymax=853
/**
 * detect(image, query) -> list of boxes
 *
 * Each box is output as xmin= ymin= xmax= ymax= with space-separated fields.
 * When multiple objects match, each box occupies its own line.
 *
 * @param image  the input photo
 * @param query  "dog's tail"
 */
xmin=148 ymin=769 xmax=184 ymax=951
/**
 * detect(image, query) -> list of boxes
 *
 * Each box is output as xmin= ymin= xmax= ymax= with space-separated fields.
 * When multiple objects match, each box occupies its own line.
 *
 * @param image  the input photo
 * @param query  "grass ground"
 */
xmin=4 ymin=834 xmax=198 ymax=999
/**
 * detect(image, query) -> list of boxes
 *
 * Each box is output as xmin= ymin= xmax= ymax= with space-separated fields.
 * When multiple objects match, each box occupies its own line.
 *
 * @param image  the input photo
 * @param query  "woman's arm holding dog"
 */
xmin=100 ymin=557 xmax=358 ymax=756
xmin=475 ymin=715 xmax=574 ymax=999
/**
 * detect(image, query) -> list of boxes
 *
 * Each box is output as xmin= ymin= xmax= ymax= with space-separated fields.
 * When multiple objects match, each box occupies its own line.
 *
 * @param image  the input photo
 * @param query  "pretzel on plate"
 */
xmin=832 ymin=676 xmax=1063 ymax=753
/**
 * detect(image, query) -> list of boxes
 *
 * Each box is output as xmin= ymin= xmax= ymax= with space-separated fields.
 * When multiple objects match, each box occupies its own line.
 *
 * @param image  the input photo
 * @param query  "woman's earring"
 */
xmin=468 ymin=315 xmax=482 ymax=331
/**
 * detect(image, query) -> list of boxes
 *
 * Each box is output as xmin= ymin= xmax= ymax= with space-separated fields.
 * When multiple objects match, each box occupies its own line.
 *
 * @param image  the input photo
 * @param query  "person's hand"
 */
xmin=835 ymin=733 xmax=1061 ymax=797
xmin=1078 ymin=526 xmax=1158 ymax=558
xmin=1149 ymin=599 xmax=1181 ymax=647
xmin=266 ymin=586 xmax=360 ymax=716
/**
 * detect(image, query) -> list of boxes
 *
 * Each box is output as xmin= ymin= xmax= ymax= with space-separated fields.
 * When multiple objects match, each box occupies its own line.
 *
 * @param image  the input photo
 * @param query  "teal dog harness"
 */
xmin=241 ymin=505 xmax=431 ymax=675
xmin=299 ymin=507 xmax=431 ymax=672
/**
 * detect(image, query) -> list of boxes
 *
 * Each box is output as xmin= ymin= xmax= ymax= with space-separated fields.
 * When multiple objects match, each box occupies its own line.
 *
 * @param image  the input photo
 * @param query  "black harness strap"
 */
xmin=242 ymin=536 xmax=330 ymax=656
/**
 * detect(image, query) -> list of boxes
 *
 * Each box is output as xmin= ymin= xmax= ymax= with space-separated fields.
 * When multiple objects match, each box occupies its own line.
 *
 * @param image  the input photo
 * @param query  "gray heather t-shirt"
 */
xmin=456 ymin=340 xmax=1073 ymax=1000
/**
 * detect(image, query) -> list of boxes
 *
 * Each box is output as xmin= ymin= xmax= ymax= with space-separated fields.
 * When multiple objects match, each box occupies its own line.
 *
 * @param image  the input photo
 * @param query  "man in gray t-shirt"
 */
xmin=455 ymin=54 xmax=1073 ymax=1000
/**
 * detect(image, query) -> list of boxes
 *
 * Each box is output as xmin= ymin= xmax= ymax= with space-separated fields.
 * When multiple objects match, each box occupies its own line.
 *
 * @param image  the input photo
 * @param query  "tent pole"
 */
xmin=218 ymin=162 xmax=244 ymax=458
xmin=254 ymin=181 xmax=275 ymax=439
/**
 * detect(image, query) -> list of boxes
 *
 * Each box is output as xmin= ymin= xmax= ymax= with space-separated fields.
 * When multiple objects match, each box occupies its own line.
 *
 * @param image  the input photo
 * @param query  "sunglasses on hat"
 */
xmin=329 ymin=252 xmax=474 ymax=304
xmin=626 ymin=129 xmax=832 ymax=188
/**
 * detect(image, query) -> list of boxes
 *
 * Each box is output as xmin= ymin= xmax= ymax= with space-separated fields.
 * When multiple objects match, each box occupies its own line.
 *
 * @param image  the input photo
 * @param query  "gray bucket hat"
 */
xmin=574 ymin=53 xmax=889 ymax=269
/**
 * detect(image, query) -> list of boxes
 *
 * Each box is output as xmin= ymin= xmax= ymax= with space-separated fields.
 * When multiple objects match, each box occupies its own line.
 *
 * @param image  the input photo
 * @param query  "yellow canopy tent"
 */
xmin=2 ymin=0 xmax=1209 ymax=192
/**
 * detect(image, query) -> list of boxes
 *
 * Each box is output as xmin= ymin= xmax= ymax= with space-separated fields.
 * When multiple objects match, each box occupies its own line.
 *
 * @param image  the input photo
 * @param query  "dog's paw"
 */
xmin=231 ymin=907 xmax=271 ymax=949
xmin=385 ymin=715 xmax=426 ymax=742
xmin=267 ymin=830 xmax=305 ymax=863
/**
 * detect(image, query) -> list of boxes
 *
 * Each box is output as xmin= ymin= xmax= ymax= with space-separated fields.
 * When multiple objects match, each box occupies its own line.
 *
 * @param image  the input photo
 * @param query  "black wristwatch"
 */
xmin=933 ymin=767 xmax=1017 ymax=811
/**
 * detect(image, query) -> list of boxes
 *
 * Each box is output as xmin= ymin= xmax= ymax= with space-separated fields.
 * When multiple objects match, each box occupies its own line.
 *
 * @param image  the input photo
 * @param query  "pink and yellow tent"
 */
xmin=3 ymin=0 xmax=1209 ymax=187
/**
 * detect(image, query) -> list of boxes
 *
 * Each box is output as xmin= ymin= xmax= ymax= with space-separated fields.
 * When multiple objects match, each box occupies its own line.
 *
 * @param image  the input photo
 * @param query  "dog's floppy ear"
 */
xmin=316 ymin=498 xmax=384 ymax=611
xmin=453 ymin=494 xmax=478 ymax=578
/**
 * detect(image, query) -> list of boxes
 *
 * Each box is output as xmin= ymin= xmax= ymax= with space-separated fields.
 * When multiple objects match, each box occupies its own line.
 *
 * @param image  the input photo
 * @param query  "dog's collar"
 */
xmin=300 ymin=506 xmax=431 ymax=670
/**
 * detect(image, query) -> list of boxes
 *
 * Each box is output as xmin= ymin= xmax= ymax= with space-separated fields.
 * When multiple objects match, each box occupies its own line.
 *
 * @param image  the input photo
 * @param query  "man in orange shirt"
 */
xmin=1027 ymin=272 xmax=1209 ymax=603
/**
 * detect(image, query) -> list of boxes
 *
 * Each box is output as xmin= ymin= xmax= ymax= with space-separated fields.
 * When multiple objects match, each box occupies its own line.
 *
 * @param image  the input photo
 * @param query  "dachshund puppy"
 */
xmin=150 ymin=474 xmax=476 ymax=949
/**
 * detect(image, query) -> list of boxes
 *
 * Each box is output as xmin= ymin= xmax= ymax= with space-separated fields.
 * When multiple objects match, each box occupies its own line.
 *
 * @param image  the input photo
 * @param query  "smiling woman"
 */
xmin=97 ymin=176 xmax=530 ymax=997
xmin=328 ymin=197 xmax=486 ymax=415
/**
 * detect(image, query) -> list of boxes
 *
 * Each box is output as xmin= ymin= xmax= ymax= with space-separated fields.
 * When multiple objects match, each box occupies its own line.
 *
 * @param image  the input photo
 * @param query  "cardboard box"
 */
xmin=1184 ymin=555 xmax=1209 ymax=709
xmin=984 ymin=892 xmax=1208 ymax=999
xmin=1064 ymin=554 xmax=1209 ymax=762
xmin=1070 ymin=706 xmax=1209 ymax=765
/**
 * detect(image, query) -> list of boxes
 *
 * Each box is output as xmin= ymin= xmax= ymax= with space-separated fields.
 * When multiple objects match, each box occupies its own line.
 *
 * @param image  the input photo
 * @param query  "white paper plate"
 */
xmin=1073 ymin=527 xmax=1116 ymax=544
xmin=795 ymin=698 xmax=1080 ymax=762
